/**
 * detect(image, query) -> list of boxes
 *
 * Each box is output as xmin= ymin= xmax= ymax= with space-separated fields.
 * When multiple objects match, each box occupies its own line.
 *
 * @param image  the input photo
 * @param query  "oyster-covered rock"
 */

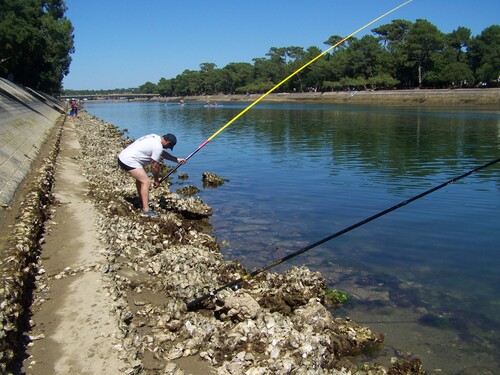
xmin=202 ymin=172 xmax=228 ymax=188
xmin=157 ymin=192 xmax=212 ymax=219
xmin=215 ymin=290 xmax=261 ymax=321
xmin=176 ymin=185 xmax=200 ymax=196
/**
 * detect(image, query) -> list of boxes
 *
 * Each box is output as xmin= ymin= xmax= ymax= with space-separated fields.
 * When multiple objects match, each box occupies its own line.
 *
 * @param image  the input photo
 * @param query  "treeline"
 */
xmin=0 ymin=0 xmax=74 ymax=94
xmin=143 ymin=20 xmax=497 ymax=96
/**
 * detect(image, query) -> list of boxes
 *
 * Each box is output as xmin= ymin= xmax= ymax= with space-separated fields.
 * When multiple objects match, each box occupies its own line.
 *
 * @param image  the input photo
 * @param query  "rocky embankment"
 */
xmin=1 ymin=110 xmax=427 ymax=374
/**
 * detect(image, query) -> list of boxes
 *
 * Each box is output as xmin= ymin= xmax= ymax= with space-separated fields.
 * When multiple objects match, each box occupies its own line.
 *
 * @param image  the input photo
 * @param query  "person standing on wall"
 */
xmin=117 ymin=133 xmax=186 ymax=218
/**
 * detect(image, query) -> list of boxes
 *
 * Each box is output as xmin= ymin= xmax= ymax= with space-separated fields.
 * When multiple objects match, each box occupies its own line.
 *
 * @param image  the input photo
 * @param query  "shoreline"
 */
xmin=3 ymin=110 xmax=426 ymax=374
xmin=144 ymin=88 xmax=500 ymax=106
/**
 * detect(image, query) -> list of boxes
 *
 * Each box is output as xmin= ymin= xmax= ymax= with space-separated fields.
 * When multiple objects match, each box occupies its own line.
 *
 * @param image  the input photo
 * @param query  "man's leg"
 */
xmin=135 ymin=180 xmax=141 ymax=198
xmin=128 ymin=168 xmax=151 ymax=211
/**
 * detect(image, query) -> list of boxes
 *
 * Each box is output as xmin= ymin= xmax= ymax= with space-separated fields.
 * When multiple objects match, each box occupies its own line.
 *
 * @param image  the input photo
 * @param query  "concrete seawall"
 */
xmin=0 ymin=78 xmax=65 ymax=206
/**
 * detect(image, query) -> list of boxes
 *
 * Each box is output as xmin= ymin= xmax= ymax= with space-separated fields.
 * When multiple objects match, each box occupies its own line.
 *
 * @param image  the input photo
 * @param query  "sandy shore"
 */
xmin=23 ymin=119 xmax=129 ymax=374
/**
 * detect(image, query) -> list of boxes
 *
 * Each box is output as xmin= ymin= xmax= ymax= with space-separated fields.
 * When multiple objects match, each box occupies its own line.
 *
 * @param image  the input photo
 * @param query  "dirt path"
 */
xmin=23 ymin=120 xmax=129 ymax=374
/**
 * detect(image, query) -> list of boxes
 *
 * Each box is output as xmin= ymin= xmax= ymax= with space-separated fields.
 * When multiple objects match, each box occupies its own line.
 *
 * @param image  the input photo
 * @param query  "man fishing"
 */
xmin=118 ymin=133 xmax=186 ymax=218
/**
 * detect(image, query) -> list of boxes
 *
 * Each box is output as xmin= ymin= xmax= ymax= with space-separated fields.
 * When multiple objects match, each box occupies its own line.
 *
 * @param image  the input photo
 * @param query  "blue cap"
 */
xmin=163 ymin=133 xmax=177 ymax=150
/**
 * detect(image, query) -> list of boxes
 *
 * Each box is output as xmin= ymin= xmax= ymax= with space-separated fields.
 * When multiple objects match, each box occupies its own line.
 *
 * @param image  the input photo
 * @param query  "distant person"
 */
xmin=69 ymin=99 xmax=78 ymax=120
xmin=117 ymin=133 xmax=187 ymax=218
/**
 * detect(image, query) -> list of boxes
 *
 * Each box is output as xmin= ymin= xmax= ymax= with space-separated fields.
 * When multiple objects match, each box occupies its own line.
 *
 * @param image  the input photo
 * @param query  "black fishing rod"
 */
xmin=186 ymin=157 xmax=500 ymax=310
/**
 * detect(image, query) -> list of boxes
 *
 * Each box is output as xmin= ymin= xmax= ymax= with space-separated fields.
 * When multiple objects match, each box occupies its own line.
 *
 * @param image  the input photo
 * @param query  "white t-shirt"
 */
xmin=118 ymin=134 xmax=163 ymax=169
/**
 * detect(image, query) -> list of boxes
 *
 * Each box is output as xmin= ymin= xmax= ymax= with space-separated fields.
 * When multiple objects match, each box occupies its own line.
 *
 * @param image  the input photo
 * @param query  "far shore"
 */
xmin=143 ymin=88 xmax=500 ymax=106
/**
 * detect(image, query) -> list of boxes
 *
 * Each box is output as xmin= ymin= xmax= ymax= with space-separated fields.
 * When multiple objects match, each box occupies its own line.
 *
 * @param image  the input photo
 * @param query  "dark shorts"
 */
xmin=117 ymin=157 xmax=135 ymax=171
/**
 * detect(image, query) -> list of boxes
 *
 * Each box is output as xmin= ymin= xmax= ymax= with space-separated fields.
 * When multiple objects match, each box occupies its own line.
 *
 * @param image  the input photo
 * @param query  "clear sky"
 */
xmin=62 ymin=0 xmax=499 ymax=90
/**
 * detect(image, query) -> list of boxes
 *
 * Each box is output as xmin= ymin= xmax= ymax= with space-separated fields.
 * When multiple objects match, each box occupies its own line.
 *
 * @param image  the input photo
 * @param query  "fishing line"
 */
xmin=159 ymin=0 xmax=414 ymax=183
xmin=186 ymin=157 xmax=500 ymax=309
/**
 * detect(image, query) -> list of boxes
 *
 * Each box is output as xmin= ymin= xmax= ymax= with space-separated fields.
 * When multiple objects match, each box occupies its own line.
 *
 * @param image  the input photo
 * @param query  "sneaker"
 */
xmin=141 ymin=209 xmax=159 ymax=218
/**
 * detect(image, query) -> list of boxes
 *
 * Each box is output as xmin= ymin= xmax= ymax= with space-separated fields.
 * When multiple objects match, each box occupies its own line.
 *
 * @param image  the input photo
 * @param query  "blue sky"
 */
xmin=63 ymin=0 xmax=499 ymax=90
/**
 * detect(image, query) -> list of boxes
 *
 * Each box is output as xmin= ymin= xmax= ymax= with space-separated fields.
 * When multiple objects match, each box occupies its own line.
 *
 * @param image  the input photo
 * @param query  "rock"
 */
xmin=202 ymin=172 xmax=228 ymax=188
xmin=216 ymin=291 xmax=261 ymax=321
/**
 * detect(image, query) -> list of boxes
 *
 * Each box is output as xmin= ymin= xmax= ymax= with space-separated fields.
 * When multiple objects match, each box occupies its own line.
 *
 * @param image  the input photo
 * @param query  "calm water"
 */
xmin=85 ymin=101 xmax=500 ymax=374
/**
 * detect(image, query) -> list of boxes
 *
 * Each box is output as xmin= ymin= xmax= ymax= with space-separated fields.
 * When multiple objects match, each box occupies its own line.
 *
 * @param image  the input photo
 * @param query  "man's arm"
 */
xmin=161 ymin=150 xmax=186 ymax=164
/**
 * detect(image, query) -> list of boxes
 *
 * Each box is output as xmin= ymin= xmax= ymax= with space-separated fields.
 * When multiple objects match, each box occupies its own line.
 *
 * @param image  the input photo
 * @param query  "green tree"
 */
xmin=328 ymin=41 xmax=354 ymax=81
xmin=425 ymin=28 xmax=475 ymax=88
xmin=0 ymin=0 xmax=74 ymax=93
xmin=367 ymin=73 xmax=400 ymax=89
xmin=138 ymin=81 xmax=157 ymax=94
xmin=448 ymin=26 xmax=471 ymax=62
xmin=468 ymin=25 xmax=500 ymax=86
xmin=263 ymin=47 xmax=288 ymax=86
xmin=303 ymin=46 xmax=328 ymax=90
xmin=372 ymin=19 xmax=412 ymax=48
xmin=221 ymin=62 xmax=254 ymax=94
xmin=346 ymin=35 xmax=389 ymax=79
xmin=405 ymin=19 xmax=445 ymax=88
xmin=174 ymin=69 xmax=202 ymax=96
xmin=372 ymin=19 xmax=413 ymax=87
xmin=199 ymin=62 xmax=222 ymax=94
xmin=438 ymin=61 xmax=474 ymax=87
xmin=339 ymin=76 xmax=367 ymax=90
xmin=157 ymin=77 xmax=173 ymax=96
xmin=252 ymin=57 xmax=280 ymax=86
xmin=284 ymin=46 xmax=307 ymax=91
xmin=324 ymin=34 xmax=350 ymax=50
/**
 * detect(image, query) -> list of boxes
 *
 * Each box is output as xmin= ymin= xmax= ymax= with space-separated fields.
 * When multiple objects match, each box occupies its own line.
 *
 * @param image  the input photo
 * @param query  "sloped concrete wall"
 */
xmin=0 ymin=78 xmax=65 ymax=205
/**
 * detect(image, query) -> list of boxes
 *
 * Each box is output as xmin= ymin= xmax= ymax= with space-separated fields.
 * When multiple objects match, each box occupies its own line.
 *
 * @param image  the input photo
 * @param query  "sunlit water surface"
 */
xmin=85 ymin=101 xmax=500 ymax=374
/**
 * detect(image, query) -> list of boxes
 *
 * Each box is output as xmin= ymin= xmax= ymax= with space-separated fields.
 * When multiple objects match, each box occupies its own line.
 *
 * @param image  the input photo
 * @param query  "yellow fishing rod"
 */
xmin=160 ymin=0 xmax=413 ymax=183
